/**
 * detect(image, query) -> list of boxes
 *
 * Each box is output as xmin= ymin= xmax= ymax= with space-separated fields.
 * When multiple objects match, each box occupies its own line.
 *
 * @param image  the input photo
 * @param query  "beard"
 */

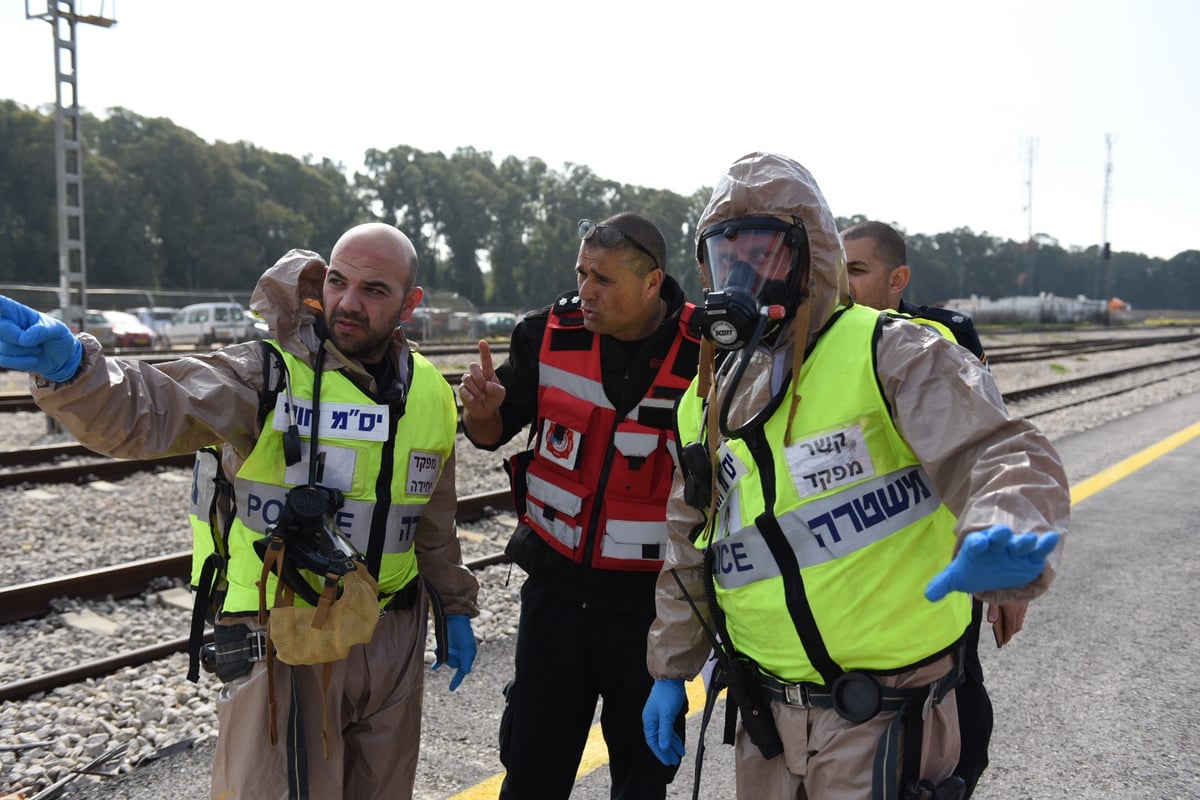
xmin=328 ymin=309 xmax=401 ymax=362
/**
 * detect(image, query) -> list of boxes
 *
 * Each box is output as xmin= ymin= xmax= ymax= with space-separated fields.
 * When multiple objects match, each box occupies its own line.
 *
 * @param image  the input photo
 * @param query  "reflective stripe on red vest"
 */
xmin=522 ymin=295 xmax=699 ymax=571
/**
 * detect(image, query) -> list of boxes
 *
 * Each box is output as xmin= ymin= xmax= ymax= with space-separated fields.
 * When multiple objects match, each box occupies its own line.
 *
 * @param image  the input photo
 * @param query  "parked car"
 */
xmin=99 ymin=310 xmax=155 ymax=349
xmin=163 ymin=302 xmax=258 ymax=347
xmin=126 ymin=306 xmax=181 ymax=348
xmin=475 ymin=311 xmax=520 ymax=338
xmin=48 ymin=308 xmax=116 ymax=348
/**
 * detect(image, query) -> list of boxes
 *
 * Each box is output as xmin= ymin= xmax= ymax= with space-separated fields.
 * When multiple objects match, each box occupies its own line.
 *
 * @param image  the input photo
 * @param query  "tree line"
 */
xmin=1 ymin=99 xmax=1196 ymax=312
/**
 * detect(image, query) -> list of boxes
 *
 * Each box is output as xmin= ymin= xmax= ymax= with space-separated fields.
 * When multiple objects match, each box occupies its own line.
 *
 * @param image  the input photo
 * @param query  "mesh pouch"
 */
xmin=267 ymin=560 xmax=380 ymax=665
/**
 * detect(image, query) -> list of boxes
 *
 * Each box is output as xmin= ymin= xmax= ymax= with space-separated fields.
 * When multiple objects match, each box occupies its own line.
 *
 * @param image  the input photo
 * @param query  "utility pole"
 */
xmin=1100 ymin=133 xmax=1115 ymax=300
xmin=1021 ymin=135 xmax=1038 ymax=295
xmin=25 ymin=1 xmax=116 ymax=333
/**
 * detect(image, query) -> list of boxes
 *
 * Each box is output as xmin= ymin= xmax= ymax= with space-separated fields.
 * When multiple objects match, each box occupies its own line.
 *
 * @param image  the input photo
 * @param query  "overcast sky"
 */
xmin=3 ymin=0 xmax=1197 ymax=260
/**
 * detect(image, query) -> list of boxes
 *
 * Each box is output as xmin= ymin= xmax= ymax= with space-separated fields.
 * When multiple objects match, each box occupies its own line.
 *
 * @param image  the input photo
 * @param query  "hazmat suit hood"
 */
xmin=249 ymin=249 xmax=329 ymax=360
xmin=696 ymin=152 xmax=850 ymax=353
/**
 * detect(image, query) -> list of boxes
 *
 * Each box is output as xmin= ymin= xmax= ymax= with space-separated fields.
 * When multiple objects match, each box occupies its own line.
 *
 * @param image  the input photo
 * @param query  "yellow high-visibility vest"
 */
xmin=680 ymin=304 xmax=969 ymax=682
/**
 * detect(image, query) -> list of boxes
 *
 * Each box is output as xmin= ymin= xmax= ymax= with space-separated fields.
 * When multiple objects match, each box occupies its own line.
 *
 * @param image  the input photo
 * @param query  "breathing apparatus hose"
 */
xmin=305 ymin=342 xmax=327 ymax=486
xmin=716 ymin=309 xmax=791 ymax=441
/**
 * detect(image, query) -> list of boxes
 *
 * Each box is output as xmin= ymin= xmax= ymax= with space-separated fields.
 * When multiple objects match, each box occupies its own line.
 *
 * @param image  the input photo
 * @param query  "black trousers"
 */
xmin=956 ymin=599 xmax=994 ymax=798
xmin=498 ymin=575 xmax=683 ymax=800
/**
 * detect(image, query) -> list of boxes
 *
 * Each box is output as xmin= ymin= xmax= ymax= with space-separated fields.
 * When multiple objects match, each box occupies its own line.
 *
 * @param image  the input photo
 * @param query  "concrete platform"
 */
xmin=61 ymin=391 xmax=1200 ymax=799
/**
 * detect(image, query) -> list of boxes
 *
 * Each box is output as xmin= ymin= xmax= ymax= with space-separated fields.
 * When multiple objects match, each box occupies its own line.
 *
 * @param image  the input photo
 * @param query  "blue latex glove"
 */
xmin=0 ymin=296 xmax=83 ymax=382
xmin=642 ymin=678 xmax=686 ymax=766
xmin=926 ymin=524 xmax=1060 ymax=602
xmin=432 ymin=614 xmax=477 ymax=691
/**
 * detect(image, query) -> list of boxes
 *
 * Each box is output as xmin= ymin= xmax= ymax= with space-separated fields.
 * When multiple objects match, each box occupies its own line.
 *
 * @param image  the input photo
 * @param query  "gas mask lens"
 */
xmin=703 ymin=228 xmax=794 ymax=302
xmin=696 ymin=218 xmax=806 ymax=350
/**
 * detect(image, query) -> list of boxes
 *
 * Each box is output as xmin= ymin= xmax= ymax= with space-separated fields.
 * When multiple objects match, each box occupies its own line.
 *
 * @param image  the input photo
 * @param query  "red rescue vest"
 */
xmin=520 ymin=295 xmax=699 ymax=571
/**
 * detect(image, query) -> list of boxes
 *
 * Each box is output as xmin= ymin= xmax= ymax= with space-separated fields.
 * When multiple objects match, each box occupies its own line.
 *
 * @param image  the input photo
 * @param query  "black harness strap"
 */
xmin=187 ymin=446 xmax=233 ymax=683
xmin=257 ymin=340 xmax=287 ymax=430
xmin=872 ymin=644 xmax=965 ymax=800
xmin=286 ymin=667 xmax=309 ymax=800
xmin=743 ymin=426 xmax=844 ymax=686
xmin=691 ymin=668 xmax=726 ymax=800
xmin=365 ymin=350 xmax=409 ymax=579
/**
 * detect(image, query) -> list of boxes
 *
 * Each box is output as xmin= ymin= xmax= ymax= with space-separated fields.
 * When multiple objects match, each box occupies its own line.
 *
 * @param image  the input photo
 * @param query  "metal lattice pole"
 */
xmin=25 ymin=1 xmax=116 ymax=334
xmin=25 ymin=2 xmax=114 ymax=433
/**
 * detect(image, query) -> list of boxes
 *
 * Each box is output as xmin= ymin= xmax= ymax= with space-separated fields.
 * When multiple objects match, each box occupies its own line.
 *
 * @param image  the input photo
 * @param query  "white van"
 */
xmin=163 ymin=302 xmax=261 ymax=347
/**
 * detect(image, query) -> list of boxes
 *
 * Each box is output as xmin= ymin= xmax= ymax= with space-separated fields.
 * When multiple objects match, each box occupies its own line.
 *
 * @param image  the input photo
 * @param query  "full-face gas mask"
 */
xmin=253 ymin=484 xmax=365 ymax=606
xmin=696 ymin=217 xmax=810 ymax=350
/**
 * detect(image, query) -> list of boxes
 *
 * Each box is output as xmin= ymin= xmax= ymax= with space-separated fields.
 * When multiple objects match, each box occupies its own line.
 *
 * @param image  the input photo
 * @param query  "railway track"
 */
xmin=982 ymin=331 xmax=1199 ymax=362
xmin=4 ymin=353 xmax=1199 ymax=486
xmin=1001 ymin=353 xmax=1200 ymax=410
xmin=1 ymin=334 xmax=1197 ymax=703
xmin=0 ymin=488 xmax=513 ymax=626
xmin=1 ymin=333 xmax=1194 ymax=415
xmin=0 ymin=488 xmax=516 ymax=703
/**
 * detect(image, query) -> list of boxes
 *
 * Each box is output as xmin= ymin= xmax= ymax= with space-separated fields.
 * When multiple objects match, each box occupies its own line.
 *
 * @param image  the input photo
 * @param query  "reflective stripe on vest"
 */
xmin=221 ymin=342 xmax=455 ymax=613
xmin=681 ymin=304 xmax=969 ymax=682
xmin=523 ymin=296 xmax=699 ymax=571
xmin=189 ymin=447 xmax=223 ymax=588
xmin=232 ymin=480 xmax=430 ymax=554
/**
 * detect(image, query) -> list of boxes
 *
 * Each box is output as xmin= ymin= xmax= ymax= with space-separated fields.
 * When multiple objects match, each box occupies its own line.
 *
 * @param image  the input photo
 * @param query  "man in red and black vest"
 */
xmin=461 ymin=212 xmax=700 ymax=799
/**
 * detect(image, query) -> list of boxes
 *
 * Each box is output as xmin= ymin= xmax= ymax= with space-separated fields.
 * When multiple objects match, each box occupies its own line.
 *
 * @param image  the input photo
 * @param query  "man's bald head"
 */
xmin=330 ymin=222 xmax=419 ymax=292
xmin=324 ymin=223 xmax=424 ymax=363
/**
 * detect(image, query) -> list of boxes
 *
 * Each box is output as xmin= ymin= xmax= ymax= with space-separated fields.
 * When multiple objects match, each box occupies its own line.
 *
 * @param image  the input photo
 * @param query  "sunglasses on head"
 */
xmin=577 ymin=219 xmax=660 ymax=271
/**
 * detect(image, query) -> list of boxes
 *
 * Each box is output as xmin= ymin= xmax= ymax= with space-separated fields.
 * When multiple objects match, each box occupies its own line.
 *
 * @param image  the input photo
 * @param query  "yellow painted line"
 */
xmin=447 ymin=676 xmax=710 ymax=800
xmin=1070 ymin=419 xmax=1200 ymax=506
xmin=451 ymin=419 xmax=1200 ymax=799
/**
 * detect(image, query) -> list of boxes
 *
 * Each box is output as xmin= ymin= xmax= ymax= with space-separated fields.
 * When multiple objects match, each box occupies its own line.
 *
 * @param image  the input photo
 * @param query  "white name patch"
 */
xmin=272 ymin=395 xmax=390 ymax=442
xmin=712 ymin=442 xmax=749 ymax=540
xmin=406 ymin=450 xmax=441 ymax=496
xmin=785 ymin=423 xmax=876 ymax=497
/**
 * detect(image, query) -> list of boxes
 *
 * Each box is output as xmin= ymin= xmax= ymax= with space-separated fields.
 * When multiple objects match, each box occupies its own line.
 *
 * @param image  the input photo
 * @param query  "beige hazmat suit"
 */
xmin=30 ymin=250 xmax=478 ymax=799
xmin=647 ymin=152 xmax=1069 ymax=799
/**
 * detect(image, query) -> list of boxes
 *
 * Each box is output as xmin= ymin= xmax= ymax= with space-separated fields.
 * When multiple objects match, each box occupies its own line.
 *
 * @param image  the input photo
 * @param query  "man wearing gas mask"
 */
xmin=641 ymin=153 xmax=1068 ymax=800
xmin=0 ymin=223 xmax=479 ymax=800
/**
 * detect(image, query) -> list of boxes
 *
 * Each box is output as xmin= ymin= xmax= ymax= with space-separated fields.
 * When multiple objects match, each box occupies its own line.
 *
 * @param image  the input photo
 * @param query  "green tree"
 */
xmin=83 ymin=147 xmax=162 ymax=287
xmin=0 ymin=101 xmax=57 ymax=283
xmin=5 ymin=99 xmax=1197 ymax=314
xmin=523 ymin=162 xmax=624 ymax=302
xmin=485 ymin=156 xmax=544 ymax=310
xmin=438 ymin=147 xmax=506 ymax=304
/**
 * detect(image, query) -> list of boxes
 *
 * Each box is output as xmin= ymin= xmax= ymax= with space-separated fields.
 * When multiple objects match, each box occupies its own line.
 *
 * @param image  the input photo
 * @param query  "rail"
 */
xmin=0 ymin=488 xmax=515 ymax=703
xmin=4 ymin=353 xmax=1200 ymax=487
xmin=3 ymin=351 xmax=1200 ymax=701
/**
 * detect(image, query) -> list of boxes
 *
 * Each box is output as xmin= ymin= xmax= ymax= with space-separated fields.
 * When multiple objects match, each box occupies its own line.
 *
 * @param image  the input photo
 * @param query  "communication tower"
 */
xmin=1021 ymin=136 xmax=1038 ymax=295
xmin=1100 ymin=134 xmax=1115 ymax=300
xmin=24 ymin=1 xmax=116 ymax=332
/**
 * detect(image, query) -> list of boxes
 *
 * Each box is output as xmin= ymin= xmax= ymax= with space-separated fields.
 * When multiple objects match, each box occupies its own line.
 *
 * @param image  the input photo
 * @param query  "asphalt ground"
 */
xmin=61 ymin=391 xmax=1200 ymax=799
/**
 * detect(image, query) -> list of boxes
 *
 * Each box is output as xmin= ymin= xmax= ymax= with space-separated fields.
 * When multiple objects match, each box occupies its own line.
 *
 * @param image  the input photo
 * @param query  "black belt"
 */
xmin=757 ymin=660 xmax=961 ymax=724
xmin=381 ymin=578 xmax=420 ymax=612
xmin=758 ymin=657 xmax=965 ymax=800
